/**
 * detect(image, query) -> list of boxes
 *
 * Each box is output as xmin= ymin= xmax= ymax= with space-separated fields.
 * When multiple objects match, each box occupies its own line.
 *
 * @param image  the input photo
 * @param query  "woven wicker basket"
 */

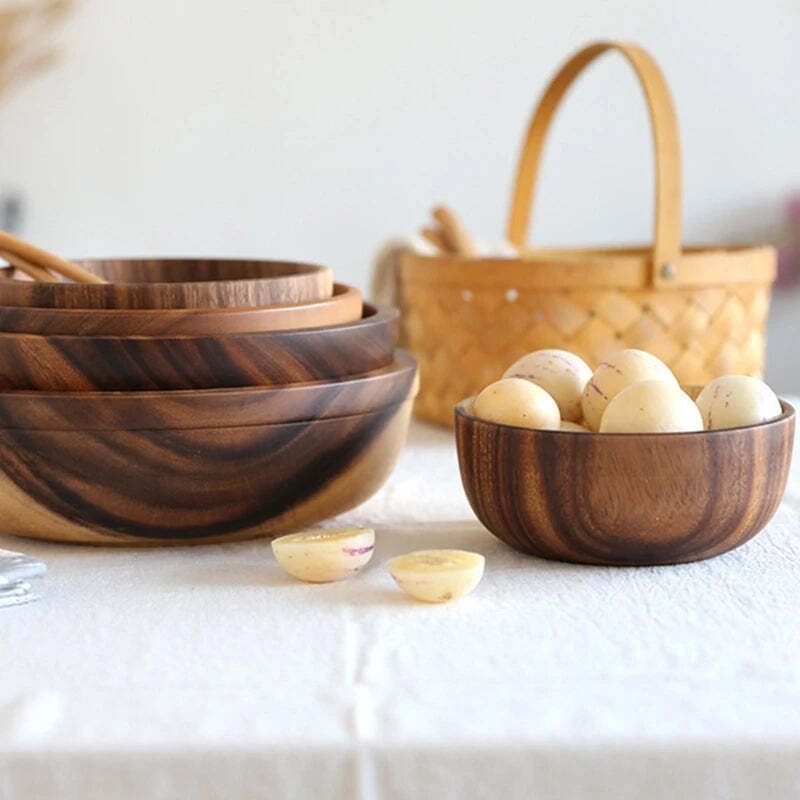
xmin=397 ymin=41 xmax=776 ymax=427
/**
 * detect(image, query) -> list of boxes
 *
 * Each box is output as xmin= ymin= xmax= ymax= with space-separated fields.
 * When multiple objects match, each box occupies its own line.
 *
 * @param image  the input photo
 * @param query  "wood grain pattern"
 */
xmin=0 ymin=350 xmax=417 ymax=429
xmin=0 ymin=283 xmax=362 ymax=335
xmin=0 ymin=304 xmax=397 ymax=391
xmin=0 ymin=258 xmax=333 ymax=309
xmin=0 ymin=399 xmax=414 ymax=546
xmin=455 ymin=400 xmax=795 ymax=565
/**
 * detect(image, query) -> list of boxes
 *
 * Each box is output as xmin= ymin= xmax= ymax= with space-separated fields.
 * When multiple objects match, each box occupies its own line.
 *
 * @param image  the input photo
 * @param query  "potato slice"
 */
xmin=271 ymin=527 xmax=375 ymax=583
xmin=387 ymin=550 xmax=485 ymax=603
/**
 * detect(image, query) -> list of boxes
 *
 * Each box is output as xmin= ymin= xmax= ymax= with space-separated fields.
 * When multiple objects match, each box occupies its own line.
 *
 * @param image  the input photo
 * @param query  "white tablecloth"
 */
xmin=2 ymin=405 xmax=800 ymax=800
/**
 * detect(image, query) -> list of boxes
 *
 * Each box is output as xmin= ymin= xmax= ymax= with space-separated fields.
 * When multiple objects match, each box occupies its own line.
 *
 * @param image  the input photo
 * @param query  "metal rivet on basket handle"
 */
xmin=506 ymin=41 xmax=682 ymax=288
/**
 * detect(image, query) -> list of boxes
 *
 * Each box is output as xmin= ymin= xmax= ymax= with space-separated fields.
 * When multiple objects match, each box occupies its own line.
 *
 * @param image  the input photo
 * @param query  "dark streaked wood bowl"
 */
xmin=0 ymin=283 xmax=362 ymax=336
xmin=0 ymin=258 xmax=333 ymax=309
xmin=455 ymin=399 xmax=796 ymax=566
xmin=0 ymin=397 xmax=415 ymax=546
xmin=0 ymin=304 xmax=397 ymax=391
xmin=0 ymin=350 xmax=418 ymax=429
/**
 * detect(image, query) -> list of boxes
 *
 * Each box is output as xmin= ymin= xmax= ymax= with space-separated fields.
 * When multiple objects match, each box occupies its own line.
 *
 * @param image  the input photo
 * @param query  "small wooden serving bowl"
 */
xmin=0 ymin=350 xmax=418 ymax=429
xmin=0 ymin=283 xmax=362 ymax=336
xmin=0 ymin=258 xmax=333 ymax=309
xmin=455 ymin=399 xmax=796 ymax=566
xmin=0 ymin=397 xmax=415 ymax=546
xmin=0 ymin=304 xmax=397 ymax=391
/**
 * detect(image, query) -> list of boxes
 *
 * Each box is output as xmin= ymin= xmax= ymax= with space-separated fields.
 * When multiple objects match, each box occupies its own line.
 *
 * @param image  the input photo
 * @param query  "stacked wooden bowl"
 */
xmin=0 ymin=253 xmax=417 ymax=545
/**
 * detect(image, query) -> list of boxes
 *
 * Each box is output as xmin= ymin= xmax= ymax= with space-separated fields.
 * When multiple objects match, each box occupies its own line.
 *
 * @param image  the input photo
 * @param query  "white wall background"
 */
xmin=0 ymin=0 xmax=798 ymax=388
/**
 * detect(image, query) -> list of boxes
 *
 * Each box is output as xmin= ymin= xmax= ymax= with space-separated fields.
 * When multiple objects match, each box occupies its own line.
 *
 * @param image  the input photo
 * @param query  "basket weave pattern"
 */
xmin=401 ymin=280 xmax=770 ymax=427
xmin=395 ymin=41 xmax=776 ymax=427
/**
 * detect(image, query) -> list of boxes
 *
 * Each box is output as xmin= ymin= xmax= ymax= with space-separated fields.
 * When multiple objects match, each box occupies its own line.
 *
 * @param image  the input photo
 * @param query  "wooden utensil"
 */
xmin=419 ymin=206 xmax=478 ymax=256
xmin=0 ymin=398 xmax=415 ymax=546
xmin=0 ymin=350 xmax=418 ymax=429
xmin=0 ymin=283 xmax=362 ymax=335
xmin=0 ymin=249 xmax=54 ymax=282
xmin=455 ymin=398 xmax=795 ymax=566
xmin=420 ymin=227 xmax=448 ymax=252
xmin=0 ymin=258 xmax=333 ymax=308
xmin=432 ymin=206 xmax=478 ymax=256
xmin=0 ymin=231 xmax=105 ymax=283
xmin=0 ymin=303 xmax=397 ymax=391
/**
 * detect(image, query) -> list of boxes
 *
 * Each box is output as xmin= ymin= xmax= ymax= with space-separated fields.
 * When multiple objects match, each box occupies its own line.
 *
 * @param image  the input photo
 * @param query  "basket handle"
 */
xmin=507 ymin=41 xmax=682 ymax=287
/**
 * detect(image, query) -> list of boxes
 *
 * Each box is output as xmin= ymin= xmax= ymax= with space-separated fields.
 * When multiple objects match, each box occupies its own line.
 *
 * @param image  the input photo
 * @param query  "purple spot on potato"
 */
xmin=537 ymin=363 xmax=560 ymax=374
xmin=342 ymin=545 xmax=374 ymax=556
xmin=550 ymin=353 xmax=576 ymax=369
xmin=588 ymin=380 xmax=608 ymax=399
xmin=598 ymin=361 xmax=624 ymax=375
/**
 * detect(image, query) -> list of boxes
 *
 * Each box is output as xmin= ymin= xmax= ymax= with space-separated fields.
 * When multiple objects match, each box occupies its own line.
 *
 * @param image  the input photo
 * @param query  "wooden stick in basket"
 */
xmin=420 ymin=226 xmax=448 ymax=252
xmin=432 ymin=205 xmax=478 ymax=256
xmin=0 ymin=231 xmax=105 ymax=283
xmin=0 ymin=249 xmax=57 ymax=282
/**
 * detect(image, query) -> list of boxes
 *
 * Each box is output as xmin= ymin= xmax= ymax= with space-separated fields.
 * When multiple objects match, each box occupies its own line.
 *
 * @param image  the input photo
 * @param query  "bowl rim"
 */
xmin=455 ymin=396 xmax=796 ymax=437
xmin=0 ymin=302 xmax=394 ymax=343
xmin=0 ymin=349 xmax=417 ymax=404
xmin=0 ymin=258 xmax=331 ymax=289
xmin=0 ymin=396 xmax=416 ymax=435
xmin=0 ymin=282 xmax=359 ymax=317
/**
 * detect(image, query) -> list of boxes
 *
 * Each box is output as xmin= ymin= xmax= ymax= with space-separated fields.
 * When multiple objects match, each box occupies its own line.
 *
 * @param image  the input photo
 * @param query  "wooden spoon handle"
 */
xmin=0 ymin=231 xmax=106 ymax=283
xmin=0 ymin=249 xmax=57 ymax=282
xmin=432 ymin=205 xmax=478 ymax=256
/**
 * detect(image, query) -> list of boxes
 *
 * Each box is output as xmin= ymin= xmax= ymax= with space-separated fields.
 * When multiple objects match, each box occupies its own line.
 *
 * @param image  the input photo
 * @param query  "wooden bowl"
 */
xmin=0 ymin=304 xmax=397 ymax=391
xmin=0 ymin=398 xmax=415 ymax=546
xmin=0 ymin=350 xmax=418 ymax=429
xmin=455 ymin=399 xmax=796 ymax=566
xmin=0 ymin=258 xmax=333 ymax=309
xmin=0 ymin=283 xmax=362 ymax=336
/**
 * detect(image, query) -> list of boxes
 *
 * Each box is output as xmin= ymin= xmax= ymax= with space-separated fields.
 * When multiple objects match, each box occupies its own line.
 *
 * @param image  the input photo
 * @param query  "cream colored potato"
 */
xmin=559 ymin=420 xmax=590 ymax=432
xmin=387 ymin=550 xmax=485 ymax=603
xmin=271 ymin=527 xmax=375 ymax=583
xmin=472 ymin=378 xmax=560 ymax=430
xmin=503 ymin=349 xmax=592 ymax=422
xmin=599 ymin=380 xmax=703 ymax=433
xmin=581 ymin=349 xmax=677 ymax=431
xmin=695 ymin=375 xmax=781 ymax=430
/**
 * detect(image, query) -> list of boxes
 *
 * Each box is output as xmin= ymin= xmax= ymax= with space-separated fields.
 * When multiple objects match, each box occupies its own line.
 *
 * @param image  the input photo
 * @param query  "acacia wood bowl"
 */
xmin=0 ymin=304 xmax=397 ymax=391
xmin=455 ymin=398 xmax=796 ymax=566
xmin=0 ymin=350 xmax=418 ymax=429
xmin=0 ymin=397 xmax=415 ymax=546
xmin=0 ymin=283 xmax=362 ymax=336
xmin=0 ymin=258 xmax=333 ymax=309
